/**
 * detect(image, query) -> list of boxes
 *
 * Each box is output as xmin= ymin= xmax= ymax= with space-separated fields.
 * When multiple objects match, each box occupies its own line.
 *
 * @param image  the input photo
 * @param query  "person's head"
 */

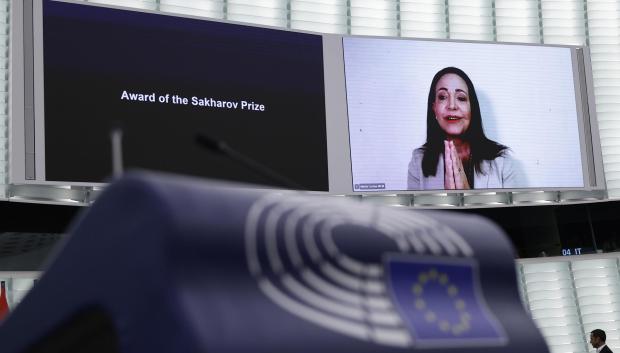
xmin=421 ymin=67 xmax=507 ymax=177
xmin=426 ymin=67 xmax=481 ymax=141
xmin=590 ymin=329 xmax=607 ymax=349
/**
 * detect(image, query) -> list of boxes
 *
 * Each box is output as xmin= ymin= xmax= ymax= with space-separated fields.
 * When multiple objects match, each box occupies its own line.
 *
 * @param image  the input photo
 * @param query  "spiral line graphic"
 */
xmin=245 ymin=193 xmax=473 ymax=347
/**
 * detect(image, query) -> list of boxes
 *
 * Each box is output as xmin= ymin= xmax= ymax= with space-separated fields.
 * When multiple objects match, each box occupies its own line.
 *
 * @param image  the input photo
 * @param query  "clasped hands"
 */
xmin=444 ymin=140 xmax=471 ymax=190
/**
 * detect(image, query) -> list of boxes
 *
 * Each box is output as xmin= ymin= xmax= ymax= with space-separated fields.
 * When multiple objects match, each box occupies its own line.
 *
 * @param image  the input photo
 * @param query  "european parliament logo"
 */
xmin=386 ymin=254 xmax=507 ymax=347
xmin=246 ymin=194 xmax=508 ymax=348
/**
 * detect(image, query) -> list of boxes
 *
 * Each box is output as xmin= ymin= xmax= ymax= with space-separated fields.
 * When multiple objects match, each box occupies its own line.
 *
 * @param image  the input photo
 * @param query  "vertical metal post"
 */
xmin=586 ymin=205 xmax=598 ymax=252
xmin=445 ymin=0 xmax=450 ymax=39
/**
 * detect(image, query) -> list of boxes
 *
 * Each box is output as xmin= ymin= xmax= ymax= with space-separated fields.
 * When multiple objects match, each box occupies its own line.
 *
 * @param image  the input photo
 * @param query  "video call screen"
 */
xmin=42 ymin=0 xmax=328 ymax=191
xmin=343 ymin=37 xmax=585 ymax=192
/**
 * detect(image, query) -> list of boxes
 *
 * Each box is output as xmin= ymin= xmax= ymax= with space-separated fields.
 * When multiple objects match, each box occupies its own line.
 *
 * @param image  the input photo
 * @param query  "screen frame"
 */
xmin=10 ymin=0 xmax=606 ymax=196
xmin=15 ymin=0 xmax=341 ymax=191
xmin=340 ymin=35 xmax=604 ymax=194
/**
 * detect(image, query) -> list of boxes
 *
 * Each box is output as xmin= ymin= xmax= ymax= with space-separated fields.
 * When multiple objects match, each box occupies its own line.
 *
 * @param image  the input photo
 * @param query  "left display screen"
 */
xmin=40 ymin=0 xmax=329 ymax=191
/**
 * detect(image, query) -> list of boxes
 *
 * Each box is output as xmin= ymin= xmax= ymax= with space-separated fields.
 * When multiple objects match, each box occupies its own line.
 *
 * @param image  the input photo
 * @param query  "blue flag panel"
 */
xmin=387 ymin=255 xmax=506 ymax=347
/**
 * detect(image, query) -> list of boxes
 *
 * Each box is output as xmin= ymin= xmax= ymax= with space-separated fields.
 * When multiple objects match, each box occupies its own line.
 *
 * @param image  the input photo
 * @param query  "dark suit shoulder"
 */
xmin=602 ymin=345 xmax=613 ymax=353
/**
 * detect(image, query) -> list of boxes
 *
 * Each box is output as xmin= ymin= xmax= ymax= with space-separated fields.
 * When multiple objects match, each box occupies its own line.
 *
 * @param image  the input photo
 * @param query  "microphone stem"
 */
xmin=110 ymin=128 xmax=124 ymax=178
xmin=218 ymin=144 xmax=305 ymax=190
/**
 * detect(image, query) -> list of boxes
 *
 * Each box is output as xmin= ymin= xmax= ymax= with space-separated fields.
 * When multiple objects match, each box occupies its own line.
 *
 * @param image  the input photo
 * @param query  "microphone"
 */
xmin=110 ymin=125 xmax=124 ymax=179
xmin=195 ymin=133 xmax=305 ymax=190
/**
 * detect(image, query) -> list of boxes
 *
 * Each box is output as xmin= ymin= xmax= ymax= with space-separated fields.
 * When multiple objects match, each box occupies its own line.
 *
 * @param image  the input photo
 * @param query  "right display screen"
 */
xmin=343 ymin=37 xmax=584 ymax=192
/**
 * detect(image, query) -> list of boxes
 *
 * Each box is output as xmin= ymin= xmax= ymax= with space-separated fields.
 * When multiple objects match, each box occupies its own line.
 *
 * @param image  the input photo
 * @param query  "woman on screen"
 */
xmin=407 ymin=67 xmax=515 ymax=190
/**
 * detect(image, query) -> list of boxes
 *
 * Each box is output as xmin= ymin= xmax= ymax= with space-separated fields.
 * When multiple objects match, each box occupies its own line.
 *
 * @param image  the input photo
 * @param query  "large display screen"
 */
xmin=40 ymin=0 xmax=329 ymax=191
xmin=344 ymin=37 xmax=586 ymax=192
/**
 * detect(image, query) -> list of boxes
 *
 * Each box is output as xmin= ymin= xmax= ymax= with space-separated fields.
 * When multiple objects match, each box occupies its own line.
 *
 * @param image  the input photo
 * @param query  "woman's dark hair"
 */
xmin=421 ymin=67 xmax=508 ymax=177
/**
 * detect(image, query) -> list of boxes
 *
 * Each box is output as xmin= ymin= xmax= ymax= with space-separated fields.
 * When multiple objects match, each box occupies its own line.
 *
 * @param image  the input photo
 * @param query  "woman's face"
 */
xmin=432 ymin=73 xmax=471 ymax=137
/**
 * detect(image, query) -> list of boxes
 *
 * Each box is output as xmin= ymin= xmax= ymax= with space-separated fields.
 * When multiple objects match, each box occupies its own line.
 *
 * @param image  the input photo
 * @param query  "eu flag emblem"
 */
xmin=385 ymin=255 xmax=506 ymax=348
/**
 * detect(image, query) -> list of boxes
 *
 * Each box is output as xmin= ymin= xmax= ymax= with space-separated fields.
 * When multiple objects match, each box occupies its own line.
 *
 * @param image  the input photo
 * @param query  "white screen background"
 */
xmin=344 ymin=38 xmax=584 ymax=191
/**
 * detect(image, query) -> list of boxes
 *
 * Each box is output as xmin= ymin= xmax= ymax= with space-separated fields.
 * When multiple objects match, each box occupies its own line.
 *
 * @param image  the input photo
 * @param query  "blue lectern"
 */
xmin=0 ymin=172 xmax=548 ymax=353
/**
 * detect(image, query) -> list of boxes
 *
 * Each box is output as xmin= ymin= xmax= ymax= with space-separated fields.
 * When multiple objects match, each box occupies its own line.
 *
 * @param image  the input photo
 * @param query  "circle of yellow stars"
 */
xmin=411 ymin=268 xmax=472 ymax=336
